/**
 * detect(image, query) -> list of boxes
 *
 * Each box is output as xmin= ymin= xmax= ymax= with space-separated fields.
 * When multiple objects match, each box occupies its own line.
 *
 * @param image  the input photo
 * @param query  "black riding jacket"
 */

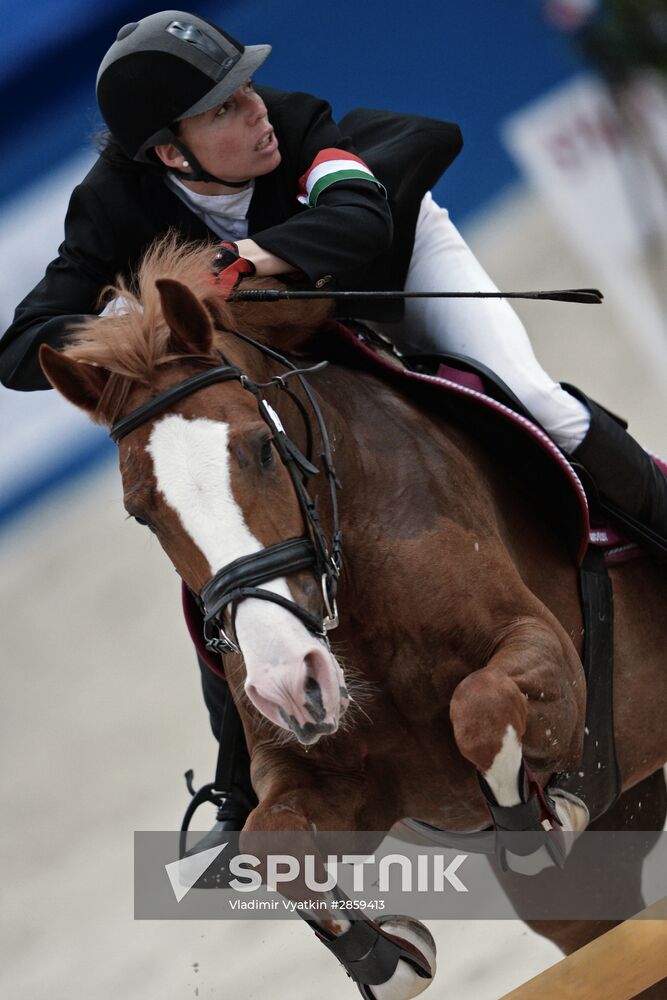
xmin=0 ymin=87 xmax=462 ymax=390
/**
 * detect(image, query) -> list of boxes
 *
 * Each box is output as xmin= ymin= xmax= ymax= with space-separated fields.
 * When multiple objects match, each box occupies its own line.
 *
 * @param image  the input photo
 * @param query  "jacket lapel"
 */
xmin=140 ymin=173 xmax=219 ymax=242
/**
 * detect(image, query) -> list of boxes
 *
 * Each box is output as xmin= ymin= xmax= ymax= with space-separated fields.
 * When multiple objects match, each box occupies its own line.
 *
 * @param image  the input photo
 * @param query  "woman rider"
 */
xmin=2 ymin=10 xmax=666 ymax=842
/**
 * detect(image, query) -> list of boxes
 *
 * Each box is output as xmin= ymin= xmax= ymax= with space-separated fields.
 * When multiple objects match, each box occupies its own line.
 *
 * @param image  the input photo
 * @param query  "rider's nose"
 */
xmin=246 ymin=92 xmax=266 ymax=124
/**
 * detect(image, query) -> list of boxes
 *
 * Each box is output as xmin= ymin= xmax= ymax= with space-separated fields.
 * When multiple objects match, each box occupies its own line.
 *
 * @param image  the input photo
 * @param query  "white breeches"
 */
xmin=374 ymin=193 xmax=590 ymax=452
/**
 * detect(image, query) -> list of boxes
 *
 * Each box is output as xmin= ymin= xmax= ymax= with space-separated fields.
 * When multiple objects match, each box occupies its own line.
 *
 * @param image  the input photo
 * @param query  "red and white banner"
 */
xmin=503 ymin=72 xmax=667 ymax=365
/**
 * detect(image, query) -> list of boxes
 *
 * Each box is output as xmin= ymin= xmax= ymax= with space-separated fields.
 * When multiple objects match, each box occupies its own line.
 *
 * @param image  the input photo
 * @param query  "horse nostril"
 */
xmin=303 ymin=673 xmax=326 ymax=723
xmin=303 ymin=647 xmax=340 ymax=723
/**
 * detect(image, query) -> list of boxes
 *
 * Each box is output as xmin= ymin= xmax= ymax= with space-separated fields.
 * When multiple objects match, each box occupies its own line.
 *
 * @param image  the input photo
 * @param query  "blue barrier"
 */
xmin=0 ymin=0 xmax=582 ymax=216
xmin=0 ymin=1 xmax=584 ymax=530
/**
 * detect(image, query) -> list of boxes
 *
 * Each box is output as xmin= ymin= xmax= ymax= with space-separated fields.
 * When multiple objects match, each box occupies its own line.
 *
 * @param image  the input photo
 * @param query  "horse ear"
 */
xmin=39 ymin=344 xmax=110 ymax=416
xmin=156 ymin=278 xmax=214 ymax=356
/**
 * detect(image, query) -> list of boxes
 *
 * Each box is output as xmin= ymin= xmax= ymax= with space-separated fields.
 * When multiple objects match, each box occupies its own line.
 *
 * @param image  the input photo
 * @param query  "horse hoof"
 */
xmin=371 ymin=916 xmax=436 ymax=1000
xmin=549 ymin=788 xmax=589 ymax=832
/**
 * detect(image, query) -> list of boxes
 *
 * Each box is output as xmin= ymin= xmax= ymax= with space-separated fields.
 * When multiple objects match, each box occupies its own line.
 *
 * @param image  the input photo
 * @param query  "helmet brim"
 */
xmin=176 ymin=43 xmax=271 ymax=121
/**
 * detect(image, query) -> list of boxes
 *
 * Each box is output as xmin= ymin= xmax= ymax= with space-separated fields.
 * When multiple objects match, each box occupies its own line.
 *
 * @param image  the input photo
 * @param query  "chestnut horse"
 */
xmin=41 ymin=240 xmax=667 ymax=999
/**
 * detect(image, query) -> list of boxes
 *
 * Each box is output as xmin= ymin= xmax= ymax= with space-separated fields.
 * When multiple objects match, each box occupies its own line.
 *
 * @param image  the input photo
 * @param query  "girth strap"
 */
xmin=201 ymin=537 xmax=317 ymax=621
xmin=549 ymin=545 xmax=620 ymax=821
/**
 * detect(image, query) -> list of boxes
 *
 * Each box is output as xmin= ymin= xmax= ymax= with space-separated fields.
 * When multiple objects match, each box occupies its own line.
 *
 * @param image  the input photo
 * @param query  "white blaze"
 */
xmin=146 ymin=414 xmax=343 ymax=733
xmin=148 ymin=415 xmax=269 ymax=574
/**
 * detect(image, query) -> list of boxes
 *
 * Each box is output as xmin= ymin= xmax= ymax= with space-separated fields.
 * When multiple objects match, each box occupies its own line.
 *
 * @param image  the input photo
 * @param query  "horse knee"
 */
xmin=450 ymin=668 xmax=528 ymax=772
xmin=242 ymin=800 xmax=311 ymax=839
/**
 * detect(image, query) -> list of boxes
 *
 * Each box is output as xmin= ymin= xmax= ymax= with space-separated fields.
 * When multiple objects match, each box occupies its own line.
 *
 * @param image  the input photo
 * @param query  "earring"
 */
xmin=181 ymin=160 xmax=190 ymax=168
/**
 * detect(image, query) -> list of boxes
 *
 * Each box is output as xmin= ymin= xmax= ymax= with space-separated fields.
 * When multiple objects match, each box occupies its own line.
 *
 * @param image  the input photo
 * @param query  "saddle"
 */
xmin=322 ymin=320 xmax=647 ymax=568
xmin=318 ymin=321 xmax=637 ymax=826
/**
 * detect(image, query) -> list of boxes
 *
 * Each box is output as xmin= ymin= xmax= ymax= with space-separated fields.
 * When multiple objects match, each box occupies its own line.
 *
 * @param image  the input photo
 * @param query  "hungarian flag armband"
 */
xmin=297 ymin=148 xmax=386 ymax=208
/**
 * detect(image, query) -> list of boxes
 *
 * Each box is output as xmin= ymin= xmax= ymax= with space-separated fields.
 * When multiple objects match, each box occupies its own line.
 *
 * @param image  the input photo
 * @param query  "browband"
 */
xmin=110 ymin=364 xmax=242 ymax=442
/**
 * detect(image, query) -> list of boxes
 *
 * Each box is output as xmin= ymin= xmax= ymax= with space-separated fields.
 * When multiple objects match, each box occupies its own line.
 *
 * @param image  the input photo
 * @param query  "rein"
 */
xmin=109 ymin=334 xmax=342 ymax=657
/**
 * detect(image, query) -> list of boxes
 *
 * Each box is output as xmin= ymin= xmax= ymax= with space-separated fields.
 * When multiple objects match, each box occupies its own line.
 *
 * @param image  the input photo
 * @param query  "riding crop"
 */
xmin=232 ymin=288 xmax=604 ymax=304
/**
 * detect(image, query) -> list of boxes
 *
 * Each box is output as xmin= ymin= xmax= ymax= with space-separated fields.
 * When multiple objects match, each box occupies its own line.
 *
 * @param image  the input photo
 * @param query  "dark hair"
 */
xmin=94 ymin=126 xmax=182 ymax=172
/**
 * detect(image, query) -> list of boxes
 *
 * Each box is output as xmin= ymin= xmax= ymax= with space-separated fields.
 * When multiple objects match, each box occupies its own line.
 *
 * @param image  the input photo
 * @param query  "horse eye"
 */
xmin=260 ymin=437 xmax=275 ymax=468
xmin=133 ymin=515 xmax=154 ymax=531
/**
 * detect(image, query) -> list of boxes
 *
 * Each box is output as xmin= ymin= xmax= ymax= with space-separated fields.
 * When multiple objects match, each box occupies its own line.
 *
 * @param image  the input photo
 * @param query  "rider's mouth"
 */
xmin=255 ymin=129 xmax=276 ymax=152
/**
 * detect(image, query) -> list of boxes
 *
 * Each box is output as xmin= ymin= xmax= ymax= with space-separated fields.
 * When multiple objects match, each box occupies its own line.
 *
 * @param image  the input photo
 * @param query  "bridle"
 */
xmin=110 ymin=331 xmax=342 ymax=656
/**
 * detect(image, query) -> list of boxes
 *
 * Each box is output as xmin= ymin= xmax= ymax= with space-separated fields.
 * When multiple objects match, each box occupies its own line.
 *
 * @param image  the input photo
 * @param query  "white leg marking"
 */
xmin=483 ymin=724 xmax=522 ymax=807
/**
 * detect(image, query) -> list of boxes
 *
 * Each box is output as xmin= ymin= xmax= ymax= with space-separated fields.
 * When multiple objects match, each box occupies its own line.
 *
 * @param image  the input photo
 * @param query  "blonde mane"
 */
xmin=63 ymin=234 xmax=334 ymax=425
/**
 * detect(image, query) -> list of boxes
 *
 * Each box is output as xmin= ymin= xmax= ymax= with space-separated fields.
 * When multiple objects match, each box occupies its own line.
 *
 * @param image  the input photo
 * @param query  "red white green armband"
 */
xmin=297 ymin=148 xmax=386 ymax=208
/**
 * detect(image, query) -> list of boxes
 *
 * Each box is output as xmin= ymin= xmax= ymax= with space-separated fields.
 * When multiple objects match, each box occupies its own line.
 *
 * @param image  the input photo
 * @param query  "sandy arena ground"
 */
xmin=2 ymin=191 xmax=666 ymax=999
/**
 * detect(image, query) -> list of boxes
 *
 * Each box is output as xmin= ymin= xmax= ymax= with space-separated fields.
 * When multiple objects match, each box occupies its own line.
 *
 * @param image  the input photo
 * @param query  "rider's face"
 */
xmin=177 ymin=81 xmax=281 ymax=183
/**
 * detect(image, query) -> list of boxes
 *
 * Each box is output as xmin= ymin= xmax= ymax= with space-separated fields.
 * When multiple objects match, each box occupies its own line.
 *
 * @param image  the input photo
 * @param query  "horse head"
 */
xmin=40 ymin=239 xmax=348 ymax=745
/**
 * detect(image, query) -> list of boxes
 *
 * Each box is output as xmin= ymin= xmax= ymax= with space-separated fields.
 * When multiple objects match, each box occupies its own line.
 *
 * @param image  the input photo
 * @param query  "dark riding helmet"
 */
xmin=96 ymin=10 xmax=271 ymax=164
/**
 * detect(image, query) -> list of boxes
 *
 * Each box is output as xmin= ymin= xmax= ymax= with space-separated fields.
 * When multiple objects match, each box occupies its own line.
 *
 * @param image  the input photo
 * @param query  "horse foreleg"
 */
xmin=449 ymin=615 xmax=587 ymax=846
xmin=242 ymin=789 xmax=436 ymax=999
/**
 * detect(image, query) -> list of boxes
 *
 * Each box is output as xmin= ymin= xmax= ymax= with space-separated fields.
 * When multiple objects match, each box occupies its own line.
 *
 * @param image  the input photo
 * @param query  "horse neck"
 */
xmin=300 ymin=363 xmax=498 ymax=551
xmin=216 ymin=330 xmax=276 ymax=383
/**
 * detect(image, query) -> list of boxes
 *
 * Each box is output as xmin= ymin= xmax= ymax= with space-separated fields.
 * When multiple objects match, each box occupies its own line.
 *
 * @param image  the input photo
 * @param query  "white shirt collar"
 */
xmin=163 ymin=174 xmax=254 ymax=241
xmin=165 ymin=174 xmax=254 ymax=218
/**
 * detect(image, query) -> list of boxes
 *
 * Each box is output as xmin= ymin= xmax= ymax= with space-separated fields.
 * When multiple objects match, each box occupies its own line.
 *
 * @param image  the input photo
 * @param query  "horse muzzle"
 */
xmin=243 ymin=637 xmax=349 ymax=744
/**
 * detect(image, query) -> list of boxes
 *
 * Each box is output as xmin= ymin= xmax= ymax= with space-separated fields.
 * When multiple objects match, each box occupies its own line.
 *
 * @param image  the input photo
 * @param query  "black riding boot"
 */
xmin=565 ymin=386 xmax=667 ymax=558
xmin=181 ymin=657 xmax=257 ymax=863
